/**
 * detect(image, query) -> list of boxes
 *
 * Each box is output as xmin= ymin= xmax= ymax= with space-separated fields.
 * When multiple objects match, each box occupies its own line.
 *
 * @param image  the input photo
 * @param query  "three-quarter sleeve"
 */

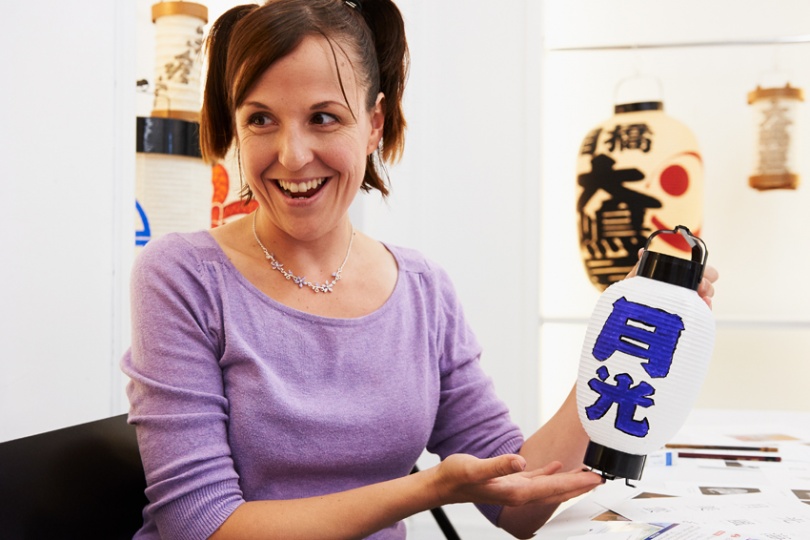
xmin=422 ymin=262 xmax=524 ymax=525
xmin=121 ymin=234 xmax=243 ymax=540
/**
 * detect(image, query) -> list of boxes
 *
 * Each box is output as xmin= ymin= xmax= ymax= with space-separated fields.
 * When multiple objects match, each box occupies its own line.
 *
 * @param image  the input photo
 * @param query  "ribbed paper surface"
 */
xmin=135 ymin=153 xmax=212 ymax=246
xmin=577 ymin=276 xmax=715 ymax=454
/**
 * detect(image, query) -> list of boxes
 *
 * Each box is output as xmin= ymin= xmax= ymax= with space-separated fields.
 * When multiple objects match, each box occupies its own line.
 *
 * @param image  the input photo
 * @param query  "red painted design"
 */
xmin=650 ymin=216 xmax=701 ymax=252
xmin=211 ymin=163 xmax=257 ymax=228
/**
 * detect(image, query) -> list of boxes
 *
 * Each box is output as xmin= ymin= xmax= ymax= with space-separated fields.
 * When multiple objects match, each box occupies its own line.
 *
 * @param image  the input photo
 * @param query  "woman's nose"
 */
xmin=277 ymin=127 xmax=313 ymax=171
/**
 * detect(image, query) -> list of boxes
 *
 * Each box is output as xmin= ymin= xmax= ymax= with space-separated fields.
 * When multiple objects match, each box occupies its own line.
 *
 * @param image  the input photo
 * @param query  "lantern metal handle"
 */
xmin=613 ymin=72 xmax=665 ymax=106
xmin=644 ymin=225 xmax=708 ymax=267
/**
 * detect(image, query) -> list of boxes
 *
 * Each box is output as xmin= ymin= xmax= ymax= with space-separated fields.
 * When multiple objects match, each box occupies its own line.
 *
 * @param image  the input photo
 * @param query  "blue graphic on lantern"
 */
xmin=576 ymin=226 xmax=715 ymax=483
xmin=586 ymin=366 xmax=655 ymax=437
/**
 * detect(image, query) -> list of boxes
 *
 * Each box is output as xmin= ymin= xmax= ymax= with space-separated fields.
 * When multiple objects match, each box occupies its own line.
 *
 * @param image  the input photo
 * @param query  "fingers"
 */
xmin=490 ymin=454 xmax=527 ymax=478
xmin=698 ymin=264 xmax=718 ymax=308
xmin=521 ymin=461 xmax=564 ymax=479
xmin=453 ymin=453 xmax=528 ymax=484
xmin=624 ymin=248 xmax=644 ymax=278
xmin=516 ymin=469 xmax=604 ymax=507
xmin=702 ymin=264 xmax=719 ymax=284
xmin=438 ymin=455 xmax=603 ymax=509
xmin=629 ymin=249 xmax=719 ymax=309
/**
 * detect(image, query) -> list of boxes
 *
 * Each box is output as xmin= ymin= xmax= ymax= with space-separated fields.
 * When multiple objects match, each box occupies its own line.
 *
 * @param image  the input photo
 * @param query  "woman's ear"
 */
xmin=366 ymin=92 xmax=385 ymax=154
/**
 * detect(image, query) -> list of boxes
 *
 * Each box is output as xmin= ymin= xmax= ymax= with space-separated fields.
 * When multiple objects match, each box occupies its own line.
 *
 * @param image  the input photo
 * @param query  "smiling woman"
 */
xmin=119 ymin=1 xmax=615 ymax=539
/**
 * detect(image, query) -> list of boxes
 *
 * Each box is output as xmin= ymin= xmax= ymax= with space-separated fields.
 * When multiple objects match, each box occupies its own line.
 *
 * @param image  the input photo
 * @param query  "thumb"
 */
xmin=487 ymin=454 xmax=526 ymax=479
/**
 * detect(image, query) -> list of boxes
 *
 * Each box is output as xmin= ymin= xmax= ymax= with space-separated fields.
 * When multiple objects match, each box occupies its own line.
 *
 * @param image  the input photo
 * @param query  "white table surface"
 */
xmin=538 ymin=409 xmax=810 ymax=539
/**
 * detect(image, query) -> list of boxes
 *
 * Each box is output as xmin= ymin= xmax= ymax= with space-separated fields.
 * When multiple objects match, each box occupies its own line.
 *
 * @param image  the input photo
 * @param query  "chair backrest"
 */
xmin=0 ymin=415 xmax=460 ymax=539
xmin=0 ymin=414 xmax=147 ymax=539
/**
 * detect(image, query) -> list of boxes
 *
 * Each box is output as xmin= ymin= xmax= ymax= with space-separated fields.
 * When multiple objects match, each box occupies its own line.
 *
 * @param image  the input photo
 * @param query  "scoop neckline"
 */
xmin=200 ymin=230 xmax=403 ymax=325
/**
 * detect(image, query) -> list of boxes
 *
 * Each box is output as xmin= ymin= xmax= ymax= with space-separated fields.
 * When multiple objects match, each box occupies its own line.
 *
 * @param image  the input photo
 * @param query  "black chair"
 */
xmin=410 ymin=465 xmax=461 ymax=540
xmin=0 ymin=415 xmax=460 ymax=540
xmin=0 ymin=414 xmax=147 ymax=539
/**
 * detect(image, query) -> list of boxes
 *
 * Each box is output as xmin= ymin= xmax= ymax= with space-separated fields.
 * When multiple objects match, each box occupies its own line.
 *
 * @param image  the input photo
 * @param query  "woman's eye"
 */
xmin=311 ymin=112 xmax=338 ymax=126
xmin=248 ymin=113 xmax=272 ymax=126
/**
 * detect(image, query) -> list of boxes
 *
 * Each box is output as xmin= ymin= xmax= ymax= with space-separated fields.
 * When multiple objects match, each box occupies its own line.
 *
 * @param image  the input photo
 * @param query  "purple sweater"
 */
xmin=121 ymin=231 xmax=523 ymax=540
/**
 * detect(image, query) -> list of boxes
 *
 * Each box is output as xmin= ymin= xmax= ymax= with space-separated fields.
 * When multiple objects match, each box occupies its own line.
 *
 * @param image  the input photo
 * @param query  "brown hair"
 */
xmin=200 ymin=0 xmax=409 ymax=198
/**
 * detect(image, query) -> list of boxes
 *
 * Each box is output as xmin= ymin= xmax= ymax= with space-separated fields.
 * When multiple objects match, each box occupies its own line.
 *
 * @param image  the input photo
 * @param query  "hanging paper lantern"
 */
xmin=576 ymin=226 xmax=715 ymax=482
xmin=150 ymin=1 xmax=207 ymax=122
xmin=748 ymin=84 xmax=804 ymax=191
xmin=576 ymin=102 xmax=704 ymax=291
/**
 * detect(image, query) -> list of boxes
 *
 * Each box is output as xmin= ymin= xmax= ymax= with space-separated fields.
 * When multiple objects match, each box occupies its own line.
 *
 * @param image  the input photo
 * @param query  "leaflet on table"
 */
xmin=566 ymin=521 xmax=765 ymax=539
xmin=608 ymin=492 xmax=810 ymax=539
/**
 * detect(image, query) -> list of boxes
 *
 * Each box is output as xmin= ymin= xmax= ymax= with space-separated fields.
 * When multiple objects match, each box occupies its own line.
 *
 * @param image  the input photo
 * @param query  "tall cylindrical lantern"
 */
xmin=136 ymin=2 xmax=210 ymax=250
xmin=150 ymin=1 xmax=208 ymax=123
xmin=136 ymin=118 xmax=211 ymax=246
xmin=748 ymin=84 xmax=804 ymax=191
xmin=576 ymin=102 xmax=704 ymax=291
xmin=576 ymin=226 xmax=715 ymax=482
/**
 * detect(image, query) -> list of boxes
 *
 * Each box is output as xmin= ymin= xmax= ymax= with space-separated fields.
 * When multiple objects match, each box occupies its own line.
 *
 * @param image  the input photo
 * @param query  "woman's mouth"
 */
xmin=276 ymin=177 xmax=328 ymax=199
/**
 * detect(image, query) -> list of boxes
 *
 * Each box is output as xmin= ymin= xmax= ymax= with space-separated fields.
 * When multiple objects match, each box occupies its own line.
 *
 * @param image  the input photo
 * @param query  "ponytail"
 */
xmin=200 ymin=4 xmax=258 ymax=164
xmin=359 ymin=0 xmax=409 ymax=164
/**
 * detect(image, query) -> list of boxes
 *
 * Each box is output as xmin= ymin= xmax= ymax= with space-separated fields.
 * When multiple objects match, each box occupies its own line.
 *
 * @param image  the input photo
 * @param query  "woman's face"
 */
xmin=235 ymin=34 xmax=383 ymax=242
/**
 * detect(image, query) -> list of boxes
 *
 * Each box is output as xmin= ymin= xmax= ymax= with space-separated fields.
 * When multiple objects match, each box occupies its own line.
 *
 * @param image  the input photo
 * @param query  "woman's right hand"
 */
xmin=430 ymin=453 xmax=603 ymax=508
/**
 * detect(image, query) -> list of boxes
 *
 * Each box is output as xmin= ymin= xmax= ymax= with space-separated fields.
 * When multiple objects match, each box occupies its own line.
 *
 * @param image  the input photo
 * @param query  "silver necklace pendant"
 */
xmin=251 ymin=211 xmax=354 ymax=293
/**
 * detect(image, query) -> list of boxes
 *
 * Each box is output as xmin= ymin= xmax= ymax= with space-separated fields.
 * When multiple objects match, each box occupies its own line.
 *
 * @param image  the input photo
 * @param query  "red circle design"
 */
xmin=660 ymin=164 xmax=689 ymax=196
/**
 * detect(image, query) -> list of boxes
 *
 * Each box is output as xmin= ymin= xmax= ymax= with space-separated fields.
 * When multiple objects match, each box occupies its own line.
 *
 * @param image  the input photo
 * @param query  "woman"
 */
xmin=122 ymin=1 xmax=717 ymax=539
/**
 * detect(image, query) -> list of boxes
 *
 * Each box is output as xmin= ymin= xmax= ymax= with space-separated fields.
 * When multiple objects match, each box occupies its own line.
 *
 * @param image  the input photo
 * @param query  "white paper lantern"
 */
xmin=135 ymin=117 xmax=211 ymax=249
xmin=576 ymin=226 xmax=715 ymax=482
xmin=150 ymin=1 xmax=207 ymax=123
xmin=135 ymin=2 xmax=211 ymax=250
xmin=748 ymin=84 xmax=804 ymax=191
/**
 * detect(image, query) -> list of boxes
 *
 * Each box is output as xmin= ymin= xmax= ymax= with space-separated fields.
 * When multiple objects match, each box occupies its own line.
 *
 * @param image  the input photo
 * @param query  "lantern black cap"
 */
xmin=584 ymin=441 xmax=646 ymax=481
xmin=136 ymin=116 xmax=202 ymax=158
xmin=615 ymin=101 xmax=663 ymax=113
xmin=638 ymin=226 xmax=707 ymax=291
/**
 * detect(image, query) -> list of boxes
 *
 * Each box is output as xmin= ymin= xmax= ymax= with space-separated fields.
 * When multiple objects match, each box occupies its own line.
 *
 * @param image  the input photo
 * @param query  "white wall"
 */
xmin=0 ymin=1 xmax=135 ymax=441
xmin=538 ymin=0 xmax=810 ymax=420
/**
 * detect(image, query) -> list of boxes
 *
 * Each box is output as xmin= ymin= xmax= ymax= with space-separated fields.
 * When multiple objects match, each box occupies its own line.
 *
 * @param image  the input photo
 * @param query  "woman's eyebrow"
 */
xmin=241 ymin=100 xmax=270 ymax=110
xmin=310 ymin=100 xmax=349 ymax=110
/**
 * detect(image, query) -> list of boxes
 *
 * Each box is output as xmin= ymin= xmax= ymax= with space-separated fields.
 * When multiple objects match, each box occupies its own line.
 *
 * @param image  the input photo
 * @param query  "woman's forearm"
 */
xmin=498 ymin=384 xmax=592 ymax=538
xmin=209 ymin=467 xmax=441 ymax=540
xmin=209 ymin=386 xmax=594 ymax=540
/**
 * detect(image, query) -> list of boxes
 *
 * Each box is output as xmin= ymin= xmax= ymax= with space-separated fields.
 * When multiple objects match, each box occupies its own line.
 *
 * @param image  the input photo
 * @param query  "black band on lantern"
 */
xmin=136 ymin=116 xmax=202 ymax=158
xmin=584 ymin=441 xmax=646 ymax=481
xmin=638 ymin=225 xmax=708 ymax=291
xmin=614 ymin=101 xmax=663 ymax=114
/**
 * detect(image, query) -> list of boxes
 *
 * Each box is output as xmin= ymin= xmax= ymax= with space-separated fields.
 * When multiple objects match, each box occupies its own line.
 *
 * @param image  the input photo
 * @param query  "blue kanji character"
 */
xmin=592 ymin=297 xmax=684 ymax=378
xmin=586 ymin=366 xmax=655 ymax=437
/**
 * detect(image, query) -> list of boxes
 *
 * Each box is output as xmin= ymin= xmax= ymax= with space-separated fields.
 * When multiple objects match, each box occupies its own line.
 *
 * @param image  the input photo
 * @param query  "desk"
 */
xmin=541 ymin=409 xmax=810 ymax=539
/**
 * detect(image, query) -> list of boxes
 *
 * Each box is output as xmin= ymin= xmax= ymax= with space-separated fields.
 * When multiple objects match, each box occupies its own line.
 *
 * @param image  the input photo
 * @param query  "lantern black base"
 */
xmin=583 ymin=441 xmax=646 ymax=481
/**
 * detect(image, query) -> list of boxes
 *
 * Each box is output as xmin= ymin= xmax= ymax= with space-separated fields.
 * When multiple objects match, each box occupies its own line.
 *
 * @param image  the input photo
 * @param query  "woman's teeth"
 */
xmin=277 ymin=178 xmax=326 ymax=198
